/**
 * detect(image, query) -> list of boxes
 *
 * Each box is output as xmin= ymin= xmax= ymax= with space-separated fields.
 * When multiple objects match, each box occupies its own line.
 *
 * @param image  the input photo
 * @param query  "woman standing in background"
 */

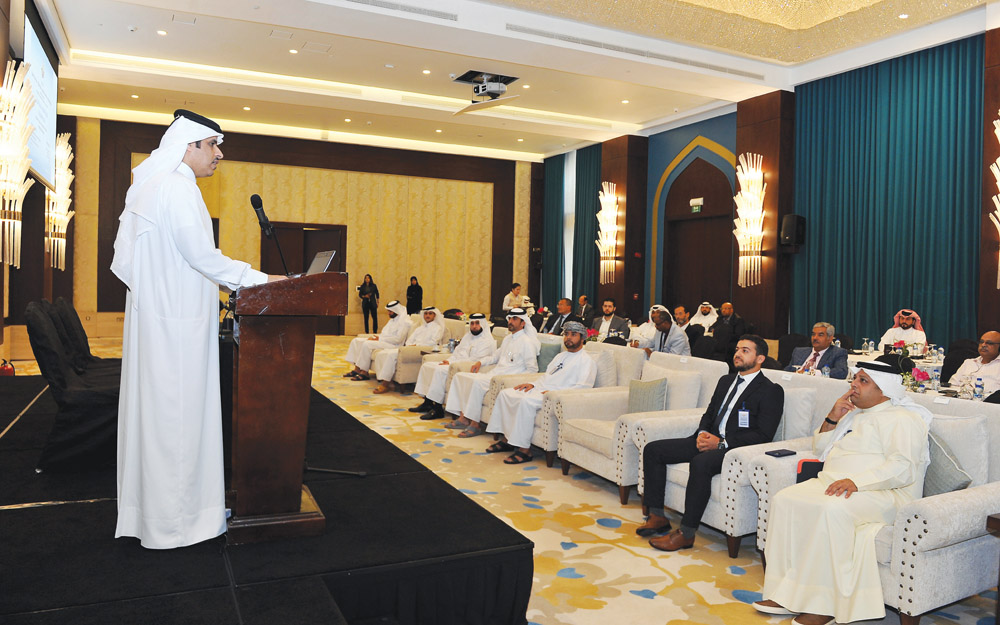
xmin=360 ymin=274 xmax=380 ymax=333
xmin=406 ymin=276 xmax=423 ymax=314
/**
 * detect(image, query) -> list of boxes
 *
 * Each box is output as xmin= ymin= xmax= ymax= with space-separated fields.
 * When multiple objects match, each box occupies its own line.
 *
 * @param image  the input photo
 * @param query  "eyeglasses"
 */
xmin=979 ymin=340 xmax=1000 ymax=346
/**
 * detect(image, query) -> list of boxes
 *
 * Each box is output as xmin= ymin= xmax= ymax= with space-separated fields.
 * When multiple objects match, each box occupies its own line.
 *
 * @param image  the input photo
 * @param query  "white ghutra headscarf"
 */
xmin=507 ymin=307 xmax=541 ymax=355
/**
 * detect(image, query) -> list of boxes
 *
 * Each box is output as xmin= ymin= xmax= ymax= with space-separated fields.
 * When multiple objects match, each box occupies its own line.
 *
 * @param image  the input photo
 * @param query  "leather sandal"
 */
xmin=485 ymin=441 xmax=515 ymax=454
xmin=503 ymin=450 xmax=533 ymax=464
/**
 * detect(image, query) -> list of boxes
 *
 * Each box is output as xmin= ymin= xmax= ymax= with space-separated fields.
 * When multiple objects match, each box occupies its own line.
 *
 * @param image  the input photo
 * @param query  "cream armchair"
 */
xmin=557 ymin=355 xmax=729 ymax=504
xmin=749 ymin=413 xmax=1000 ymax=625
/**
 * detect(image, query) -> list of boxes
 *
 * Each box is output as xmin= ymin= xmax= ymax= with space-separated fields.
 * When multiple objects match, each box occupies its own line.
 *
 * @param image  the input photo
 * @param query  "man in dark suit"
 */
xmin=540 ymin=298 xmax=583 ymax=335
xmin=591 ymin=297 xmax=630 ymax=341
xmin=635 ymin=334 xmax=784 ymax=551
xmin=674 ymin=305 xmax=705 ymax=345
xmin=576 ymin=295 xmax=596 ymax=327
xmin=784 ymin=321 xmax=849 ymax=379
xmin=710 ymin=302 xmax=747 ymax=362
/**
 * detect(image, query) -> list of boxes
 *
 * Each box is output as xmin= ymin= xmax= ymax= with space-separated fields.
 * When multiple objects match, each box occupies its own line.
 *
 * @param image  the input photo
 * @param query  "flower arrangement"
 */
xmin=893 ymin=340 xmax=909 ymax=357
xmin=902 ymin=367 xmax=930 ymax=391
xmin=586 ymin=328 xmax=600 ymax=342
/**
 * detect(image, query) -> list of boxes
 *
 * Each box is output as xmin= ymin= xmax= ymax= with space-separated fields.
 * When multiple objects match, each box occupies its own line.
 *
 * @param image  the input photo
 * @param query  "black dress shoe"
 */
xmin=420 ymin=405 xmax=445 ymax=420
xmin=408 ymin=398 xmax=433 ymax=413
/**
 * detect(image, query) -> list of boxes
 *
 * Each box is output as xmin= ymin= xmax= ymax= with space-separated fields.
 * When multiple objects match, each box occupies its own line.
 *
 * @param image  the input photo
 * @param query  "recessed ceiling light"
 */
xmin=517 ymin=138 xmax=524 ymax=142
xmin=289 ymin=49 xmax=298 ymax=54
xmin=522 ymin=84 xmax=530 ymax=89
xmin=898 ymin=13 xmax=909 ymax=18
xmin=435 ymin=129 xmax=442 ymax=133
xmin=621 ymin=99 xmax=630 ymax=104
xmin=344 ymin=118 xmax=351 ymax=122
xmin=130 ymin=94 xmax=139 ymax=99
xmin=384 ymin=64 xmax=394 ymax=69
xmin=156 ymin=30 xmax=167 ymax=36
xmin=242 ymin=106 xmax=251 ymax=111
xmin=422 ymin=69 xmax=431 ymax=75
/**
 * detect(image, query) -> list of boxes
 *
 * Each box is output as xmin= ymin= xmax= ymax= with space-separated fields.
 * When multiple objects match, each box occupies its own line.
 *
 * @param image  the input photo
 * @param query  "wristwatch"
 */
xmin=717 ymin=439 xmax=727 ymax=450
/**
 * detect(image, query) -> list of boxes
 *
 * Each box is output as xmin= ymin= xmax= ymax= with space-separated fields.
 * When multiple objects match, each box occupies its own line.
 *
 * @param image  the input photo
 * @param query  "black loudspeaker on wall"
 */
xmin=780 ymin=214 xmax=806 ymax=246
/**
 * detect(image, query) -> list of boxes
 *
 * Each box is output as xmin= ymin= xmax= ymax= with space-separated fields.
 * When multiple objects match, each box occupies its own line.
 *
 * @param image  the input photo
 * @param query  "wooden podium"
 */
xmin=226 ymin=272 xmax=348 ymax=544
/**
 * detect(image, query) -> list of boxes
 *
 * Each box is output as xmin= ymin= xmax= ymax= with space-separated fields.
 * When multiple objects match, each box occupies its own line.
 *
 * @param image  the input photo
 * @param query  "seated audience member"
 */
xmin=689 ymin=301 xmax=718 ymax=331
xmin=540 ymin=297 xmax=583 ymax=335
xmin=485 ymin=322 xmax=596 ymax=464
xmin=635 ymin=335 xmax=783 ymax=550
xmin=501 ymin=283 xmax=525 ymax=314
xmin=410 ymin=313 xmax=496 ymax=420
xmin=444 ymin=308 xmax=540 ymax=434
xmin=372 ymin=307 xmax=445 ymax=394
xmin=344 ymin=300 xmax=411 ymax=380
xmin=753 ymin=361 xmax=932 ymax=625
xmin=576 ymin=295 xmax=596 ymax=327
xmin=877 ymin=309 xmax=927 ymax=353
xmin=948 ymin=331 xmax=1000 ymax=394
xmin=674 ymin=305 xmax=704 ymax=345
xmin=591 ymin=297 xmax=630 ymax=342
xmin=710 ymin=302 xmax=746 ymax=346
xmin=637 ymin=308 xmax=690 ymax=357
xmin=784 ymin=322 xmax=849 ymax=379
xmin=631 ymin=304 xmax=669 ymax=349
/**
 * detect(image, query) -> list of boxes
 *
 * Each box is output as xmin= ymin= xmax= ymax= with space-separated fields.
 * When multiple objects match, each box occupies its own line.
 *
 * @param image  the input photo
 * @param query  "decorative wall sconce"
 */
xmin=990 ymin=109 xmax=1000 ymax=290
xmin=45 ymin=133 xmax=74 ymax=271
xmin=733 ymin=152 xmax=766 ymax=288
xmin=0 ymin=60 xmax=35 ymax=268
xmin=596 ymin=181 xmax=619 ymax=285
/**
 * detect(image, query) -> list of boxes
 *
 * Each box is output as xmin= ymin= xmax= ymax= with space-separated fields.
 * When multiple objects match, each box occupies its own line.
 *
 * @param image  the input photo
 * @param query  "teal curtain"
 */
xmin=572 ymin=144 xmax=602 ymax=305
xmin=791 ymin=35 xmax=983 ymax=349
xmin=541 ymin=154 xmax=565 ymax=309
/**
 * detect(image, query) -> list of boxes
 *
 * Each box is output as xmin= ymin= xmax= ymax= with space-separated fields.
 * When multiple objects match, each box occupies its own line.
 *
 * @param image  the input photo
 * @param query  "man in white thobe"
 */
xmin=344 ymin=300 xmax=411 ymax=379
xmin=877 ymin=309 xmax=928 ymax=353
xmin=689 ymin=301 xmax=718 ymax=331
xmin=372 ymin=307 xmax=446 ymax=393
xmin=111 ymin=110 xmax=283 ymax=549
xmin=409 ymin=313 xmax=496 ymax=421
xmin=445 ymin=307 xmax=540 ymax=437
xmin=636 ymin=308 xmax=690 ymax=357
xmin=485 ymin=321 xmax=597 ymax=464
xmin=754 ymin=361 xmax=931 ymax=625
xmin=947 ymin=331 xmax=1000 ymax=394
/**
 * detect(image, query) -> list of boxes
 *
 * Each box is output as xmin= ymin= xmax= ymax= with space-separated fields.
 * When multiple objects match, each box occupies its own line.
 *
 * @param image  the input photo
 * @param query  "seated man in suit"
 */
xmin=785 ymin=322 xmax=849 ymax=379
xmin=636 ymin=308 xmax=690 ymax=357
xmin=576 ymin=295 xmax=595 ymax=327
xmin=710 ymin=302 xmax=747 ymax=361
xmin=674 ymin=305 xmax=705 ymax=345
xmin=540 ymin=298 xmax=583 ymax=335
xmin=591 ymin=297 xmax=630 ymax=342
xmin=635 ymin=334 xmax=784 ymax=551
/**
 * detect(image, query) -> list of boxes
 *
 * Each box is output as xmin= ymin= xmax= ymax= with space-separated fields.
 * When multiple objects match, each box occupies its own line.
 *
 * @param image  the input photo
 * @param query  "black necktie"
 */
xmin=552 ymin=315 xmax=565 ymax=334
xmin=659 ymin=331 xmax=667 ymax=352
xmin=713 ymin=376 xmax=744 ymax=434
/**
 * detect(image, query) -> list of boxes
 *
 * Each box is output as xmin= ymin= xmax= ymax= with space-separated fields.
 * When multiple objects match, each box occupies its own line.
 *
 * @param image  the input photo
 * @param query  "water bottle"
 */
xmin=938 ymin=347 xmax=945 ymax=362
xmin=822 ymin=366 xmax=831 ymax=378
xmin=974 ymin=378 xmax=985 ymax=401
xmin=931 ymin=370 xmax=940 ymax=392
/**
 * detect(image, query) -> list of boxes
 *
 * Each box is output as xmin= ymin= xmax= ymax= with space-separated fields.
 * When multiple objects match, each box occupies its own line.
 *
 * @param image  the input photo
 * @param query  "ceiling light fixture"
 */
xmin=384 ymin=64 xmax=394 ymax=69
xmin=289 ymin=49 xmax=298 ymax=54
xmin=156 ymin=30 xmax=167 ymax=36
xmin=621 ymin=99 xmax=630 ymax=104
xmin=242 ymin=106 xmax=251 ymax=111
xmin=130 ymin=94 xmax=139 ymax=99
xmin=344 ymin=118 xmax=351 ymax=122
xmin=898 ymin=13 xmax=909 ymax=18
xmin=422 ymin=69 xmax=430 ymax=75
xmin=522 ymin=84 xmax=530 ymax=89
xmin=517 ymin=138 xmax=524 ymax=142
xmin=435 ymin=129 xmax=442 ymax=133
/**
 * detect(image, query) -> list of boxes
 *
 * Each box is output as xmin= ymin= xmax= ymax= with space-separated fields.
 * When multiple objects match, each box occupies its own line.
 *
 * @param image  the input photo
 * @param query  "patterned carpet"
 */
xmin=15 ymin=335 xmax=995 ymax=625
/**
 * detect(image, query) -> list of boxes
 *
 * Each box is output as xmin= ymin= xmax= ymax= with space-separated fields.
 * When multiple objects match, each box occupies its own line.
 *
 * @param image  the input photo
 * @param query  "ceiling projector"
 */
xmin=473 ymin=81 xmax=507 ymax=99
xmin=452 ymin=70 xmax=521 ymax=115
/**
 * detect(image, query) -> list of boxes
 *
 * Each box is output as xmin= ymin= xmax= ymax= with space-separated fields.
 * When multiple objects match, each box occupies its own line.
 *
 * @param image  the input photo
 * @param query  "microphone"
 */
xmin=250 ymin=193 xmax=273 ymax=238
xmin=249 ymin=194 xmax=290 ymax=276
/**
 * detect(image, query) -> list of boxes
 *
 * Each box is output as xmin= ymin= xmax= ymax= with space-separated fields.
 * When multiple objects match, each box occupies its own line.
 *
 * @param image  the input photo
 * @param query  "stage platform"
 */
xmin=0 ymin=376 xmax=533 ymax=625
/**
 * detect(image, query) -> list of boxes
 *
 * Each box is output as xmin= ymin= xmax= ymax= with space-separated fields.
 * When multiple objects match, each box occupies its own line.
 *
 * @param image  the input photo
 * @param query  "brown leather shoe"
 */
xmin=649 ymin=529 xmax=695 ymax=552
xmin=635 ymin=514 xmax=672 ymax=537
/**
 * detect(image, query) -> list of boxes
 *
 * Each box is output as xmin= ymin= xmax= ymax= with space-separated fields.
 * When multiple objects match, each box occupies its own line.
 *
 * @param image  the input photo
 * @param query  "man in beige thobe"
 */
xmin=754 ymin=361 xmax=931 ymax=625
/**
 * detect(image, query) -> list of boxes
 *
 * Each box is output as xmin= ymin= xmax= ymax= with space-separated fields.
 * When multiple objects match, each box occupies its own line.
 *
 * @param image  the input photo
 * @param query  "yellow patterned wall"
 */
xmin=130 ymin=155 xmax=495 ymax=334
xmin=513 ymin=161 xmax=531 ymax=292
xmin=73 ymin=118 xmax=101 ymax=313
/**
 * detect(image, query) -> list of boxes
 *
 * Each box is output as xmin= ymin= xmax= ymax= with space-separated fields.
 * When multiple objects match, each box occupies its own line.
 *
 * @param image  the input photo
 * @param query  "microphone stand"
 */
xmin=259 ymin=218 xmax=291 ymax=277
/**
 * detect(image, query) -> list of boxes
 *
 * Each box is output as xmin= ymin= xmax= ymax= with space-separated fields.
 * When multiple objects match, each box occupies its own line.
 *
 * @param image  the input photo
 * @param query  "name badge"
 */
xmin=680 ymin=357 xmax=689 ymax=363
xmin=738 ymin=409 xmax=750 ymax=428
xmin=781 ymin=373 xmax=793 ymax=380
xmin=933 ymin=397 xmax=950 ymax=405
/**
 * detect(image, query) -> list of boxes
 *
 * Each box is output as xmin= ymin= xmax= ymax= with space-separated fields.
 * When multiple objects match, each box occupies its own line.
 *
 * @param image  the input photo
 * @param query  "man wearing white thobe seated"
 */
xmin=344 ymin=300 xmax=411 ymax=379
xmin=485 ymin=321 xmax=596 ymax=464
xmin=753 ymin=361 xmax=932 ymax=625
xmin=444 ymin=308 xmax=540 ymax=436
xmin=372 ymin=307 xmax=446 ymax=393
xmin=410 ymin=313 xmax=496 ymax=420
xmin=688 ymin=301 xmax=718 ymax=331
xmin=111 ymin=110 xmax=284 ymax=549
xmin=877 ymin=308 xmax=927 ymax=353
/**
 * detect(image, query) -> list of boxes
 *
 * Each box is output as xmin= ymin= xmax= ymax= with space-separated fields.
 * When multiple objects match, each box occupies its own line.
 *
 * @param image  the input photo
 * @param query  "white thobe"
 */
xmin=486 ymin=350 xmax=597 ymax=448
xmin=444 ymin=330 xmax=538 ymax=422
xmin=948 ymin=356 xmax=1000 ymax=394
xmin=114 ymin=163 xmax=268 ymax=549
xmin=414 ymin=331 xmax=497 ymax=403
xmin=346 ymin=315 xmax=412 ymax=370
xmin=374 ymin=322 xmax=445 ymax=381
xmin=763 ymin=401 xmax=929 ymax=622
xmin=878 ymin=327 xmax=927 ymax=352
xmin=650 ymin=324 xmax=691 ymax=356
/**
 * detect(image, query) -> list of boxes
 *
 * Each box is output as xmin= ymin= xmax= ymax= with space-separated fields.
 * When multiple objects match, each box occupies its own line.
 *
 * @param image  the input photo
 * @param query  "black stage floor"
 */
xmin=0 ymin=377 xmax=533 ymax=625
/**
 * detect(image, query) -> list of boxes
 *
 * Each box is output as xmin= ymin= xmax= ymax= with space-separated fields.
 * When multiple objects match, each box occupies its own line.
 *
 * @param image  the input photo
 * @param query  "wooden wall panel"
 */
xmin=980 ymin=28 xmax=1000 ymax=336
xmin=96 ymin=120 xmax=516 ymax=314
xmin=733 ymin=90 xmax=795 ymax=339
xmin=528 ymin=162 xmax=545 ymax=307
xmin=599 ymin=135 xmax=647 ymax=323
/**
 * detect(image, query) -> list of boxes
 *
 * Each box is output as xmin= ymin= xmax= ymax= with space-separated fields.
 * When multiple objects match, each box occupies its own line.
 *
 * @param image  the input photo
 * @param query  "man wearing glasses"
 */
xmin=948 ymin=332 xmax=1000 ymax=395
xmin=877 ymin=309 xmax=927 ymax=353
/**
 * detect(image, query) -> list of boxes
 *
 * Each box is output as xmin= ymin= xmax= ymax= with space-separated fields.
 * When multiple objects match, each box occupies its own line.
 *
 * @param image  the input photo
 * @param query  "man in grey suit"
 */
xmin=591 ymin=298 xmax=630 ymax=342
xmin=785 ymin=321 xmax=849 ymax=379
xmin=577 ymin=295 xmax=596 ymax=327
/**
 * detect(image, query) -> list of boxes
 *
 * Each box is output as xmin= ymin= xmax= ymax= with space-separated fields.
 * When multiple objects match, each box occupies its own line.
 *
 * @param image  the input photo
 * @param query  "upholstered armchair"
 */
xmin=750 ymin=413 xmax=1000 ymax=625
